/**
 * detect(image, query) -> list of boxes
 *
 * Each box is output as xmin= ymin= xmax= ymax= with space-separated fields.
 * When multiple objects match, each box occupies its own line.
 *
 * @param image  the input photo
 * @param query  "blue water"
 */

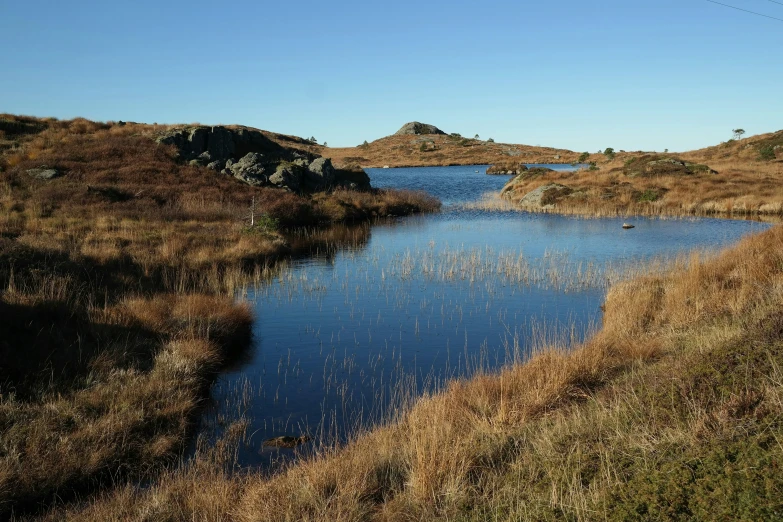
xmin=203 ymin=165 xmax=770 ymax=468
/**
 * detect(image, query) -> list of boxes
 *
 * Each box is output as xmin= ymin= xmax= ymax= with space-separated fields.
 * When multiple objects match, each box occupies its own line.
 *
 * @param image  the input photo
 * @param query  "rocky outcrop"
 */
xmin=26 ymin=167 xmax=61 ymax=180
xmin=623 ymin=155 xmax=717 ymax=177
xmin=305 ymin=157 xmax=336 ymax=191
xmin=157 ymin=125 xmax=373 ymax=193
xmin=504 ymin=183 xmax=573 ymax=210
xmin=394 ymin=122 xmax=446 ymax=136
xmin=156 ymin=125 xmax=305 ymax=166
xmin=487 ymin=164 xmax=528 ymax=175
xmin=228 ymin=153 xmax=273 ymax=186
xmin=334 ymin=165 xmax=371 ymax=190
xmin=269 ymin=162 xmax=305 ymax=192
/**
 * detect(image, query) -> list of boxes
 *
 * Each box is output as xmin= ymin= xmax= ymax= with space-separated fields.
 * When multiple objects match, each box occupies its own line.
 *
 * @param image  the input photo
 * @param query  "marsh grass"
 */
xmin=41 ymin=223 xmax=783 ymax=521
xmin=0 ymin=116 xmax=439 ymax=517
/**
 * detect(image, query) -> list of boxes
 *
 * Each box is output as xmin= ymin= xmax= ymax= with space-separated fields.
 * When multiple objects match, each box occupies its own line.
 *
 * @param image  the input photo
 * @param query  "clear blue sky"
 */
xmin=1 ymin=0 xmax=781 ymax=152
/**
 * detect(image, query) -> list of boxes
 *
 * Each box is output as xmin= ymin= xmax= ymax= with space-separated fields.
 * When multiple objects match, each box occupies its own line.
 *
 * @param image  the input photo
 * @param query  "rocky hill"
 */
xmin=394 ymin=122 xmax=446 ymax=136
xmin=325 ymin=126 xmax=579 ymax=169
xmin=156 ymin=125 xmax=369 ymax=192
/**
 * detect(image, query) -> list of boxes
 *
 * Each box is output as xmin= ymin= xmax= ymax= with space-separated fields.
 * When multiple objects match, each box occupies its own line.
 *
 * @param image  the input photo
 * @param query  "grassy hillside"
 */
xmin=324 ymin=133 xmax=579 ymax=169
xmin=500 ymin=131 xmax=783 ymax=217
xmin=0 ymin=115 xmax=438 ymax=517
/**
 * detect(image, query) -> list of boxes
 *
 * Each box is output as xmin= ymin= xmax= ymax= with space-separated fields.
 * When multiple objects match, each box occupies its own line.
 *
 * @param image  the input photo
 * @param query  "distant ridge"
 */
xmin=394 ymin=122 xmax=446 ymax=136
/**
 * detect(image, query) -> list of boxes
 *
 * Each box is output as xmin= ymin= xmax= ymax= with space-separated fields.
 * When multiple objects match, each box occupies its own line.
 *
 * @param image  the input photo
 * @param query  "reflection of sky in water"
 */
xmin=202 ymin=165 xmax=770 ymax=469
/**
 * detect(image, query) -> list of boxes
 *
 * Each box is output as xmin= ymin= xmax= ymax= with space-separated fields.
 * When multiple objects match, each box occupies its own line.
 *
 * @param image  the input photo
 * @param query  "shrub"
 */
xmin=603 ymin=147 xmax=616 ymax=160
xmin=637 ymin=189 xmax=661 ymax=202
xmin=758 ymin=146 xmax=775 ymax=161
xmin=578 ymin=152 xmax=590 ymax=163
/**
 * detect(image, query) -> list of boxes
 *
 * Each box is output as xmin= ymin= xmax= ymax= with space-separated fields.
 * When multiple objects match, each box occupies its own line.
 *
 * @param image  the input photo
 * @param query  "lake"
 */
xmin=199 ymin=165 xmax=770 ymax=469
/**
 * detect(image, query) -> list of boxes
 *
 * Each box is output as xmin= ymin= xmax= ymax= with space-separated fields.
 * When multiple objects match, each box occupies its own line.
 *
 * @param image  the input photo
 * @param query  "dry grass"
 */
xmin=6 ymin=116 xmax=783 ymax=519
xmin=0 ymin=115 xmax=439 ymax=517
xmin=501 ymin=133 xmax=783 ymax=218
xmin=325 ymin=134 xmax=578 ymax=169
xmin=44 ymin=223 xmax=783 ymax=520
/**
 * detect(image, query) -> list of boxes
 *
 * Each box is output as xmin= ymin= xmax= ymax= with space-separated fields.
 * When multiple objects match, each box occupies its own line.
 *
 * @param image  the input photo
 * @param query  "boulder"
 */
xmin=206 ymin=160 xmax=225 ymax=171
xmin=305 ymin=157 xmax=336 ymax=191
xmin=334 ymin=166 xmax=371 ymax=191
xmin=229 ymin=152 xmax=271 ymax=186
xmin=269 ymin=163 xmax=304 ymax=192
xmin=394 ymin=122 xmax=446 ymax=136
xmin=512 ymin=183 xmax=573 ymax=209
xmin=26 ymin=167 xmax=61 ymax=180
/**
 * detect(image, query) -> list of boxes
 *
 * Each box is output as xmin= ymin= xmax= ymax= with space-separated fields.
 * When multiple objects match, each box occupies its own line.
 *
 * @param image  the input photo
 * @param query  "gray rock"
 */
xmin=394 ymin=122 xmax=446 ymax=136
xmin=207 ymin=126 xmax=235 ymax=160
xmin=26 ymin=167 xmax=61 ymax=180
xmin=305 ymin=157 xmax=336 ymax=190
xmin=269 ymin=164 xmax=303 ymax=192
xmin=514 ymin=183 xmax=573 ymax=209
xmin=207 ymin=160 xmax=225 ymax=171
xmin=334 ymin=167 xmax=371 ymax=191
xmin=230 ymin=152 xmax=270 ymax=186
xmin=188 ymin=127 xmax=209 ymax=156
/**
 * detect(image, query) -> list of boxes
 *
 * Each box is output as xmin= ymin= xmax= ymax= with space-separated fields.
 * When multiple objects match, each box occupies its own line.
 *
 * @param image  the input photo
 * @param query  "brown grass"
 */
xmin=501 ymin=133 xmax=783 ymax=218
xmin=6 ymin=116 xmax=783 ymax=519
xmin=42 ymin=223 xmax=783 ymax=520
xmin=0 ymin=115 xmax=439 ymax=517
xmin=325 ymin=134 xmax=579 ymax=169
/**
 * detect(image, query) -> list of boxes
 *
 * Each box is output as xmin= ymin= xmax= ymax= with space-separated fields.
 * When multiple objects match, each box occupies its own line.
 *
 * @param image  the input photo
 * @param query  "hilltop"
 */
xmin=323 ymin=123 xmax=579 ymax=168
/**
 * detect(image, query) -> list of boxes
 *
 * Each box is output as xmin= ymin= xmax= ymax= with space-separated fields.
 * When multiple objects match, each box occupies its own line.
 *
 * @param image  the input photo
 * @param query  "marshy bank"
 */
xmin=499 ymin=131 xmax=783 ymax=218
xmin=0 ymin=116 xmax=438 ymax=517
xmin=38 ymin=169 xmax=783 ymax=521
xmin=3 ymin=115 xmax=780 ymax=520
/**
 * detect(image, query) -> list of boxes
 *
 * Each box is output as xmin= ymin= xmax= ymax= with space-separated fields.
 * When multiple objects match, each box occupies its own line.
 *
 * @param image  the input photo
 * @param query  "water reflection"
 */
xmin=199 ymin=165 xmax=771 ymax=470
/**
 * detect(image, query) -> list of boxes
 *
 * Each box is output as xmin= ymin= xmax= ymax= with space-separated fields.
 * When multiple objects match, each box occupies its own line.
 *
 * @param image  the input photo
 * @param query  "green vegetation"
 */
xmin=604 ymin=147 xmax=616 ymax=160
xmin=733 ymin=128 xmax=745 ymax=140
xmin=637 ymin=188 xmax=661 ymax=202
xmin=578 ymin=151 xmax=590 ymax=163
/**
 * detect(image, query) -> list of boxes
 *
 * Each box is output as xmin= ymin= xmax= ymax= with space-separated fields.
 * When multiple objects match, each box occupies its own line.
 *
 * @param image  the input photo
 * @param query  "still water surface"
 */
xmin=203 ymin=165 xmax=769 ymax=468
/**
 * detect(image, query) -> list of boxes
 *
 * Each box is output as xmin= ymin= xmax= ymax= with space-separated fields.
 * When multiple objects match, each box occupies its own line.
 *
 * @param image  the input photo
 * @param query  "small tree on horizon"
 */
xmin=732 ymin=129 xmax=745 ymax=140
xmin=603 ymin=147 xmax=616 ymax=160
xmin=474 ymin=134 xmax=480 ymax=140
